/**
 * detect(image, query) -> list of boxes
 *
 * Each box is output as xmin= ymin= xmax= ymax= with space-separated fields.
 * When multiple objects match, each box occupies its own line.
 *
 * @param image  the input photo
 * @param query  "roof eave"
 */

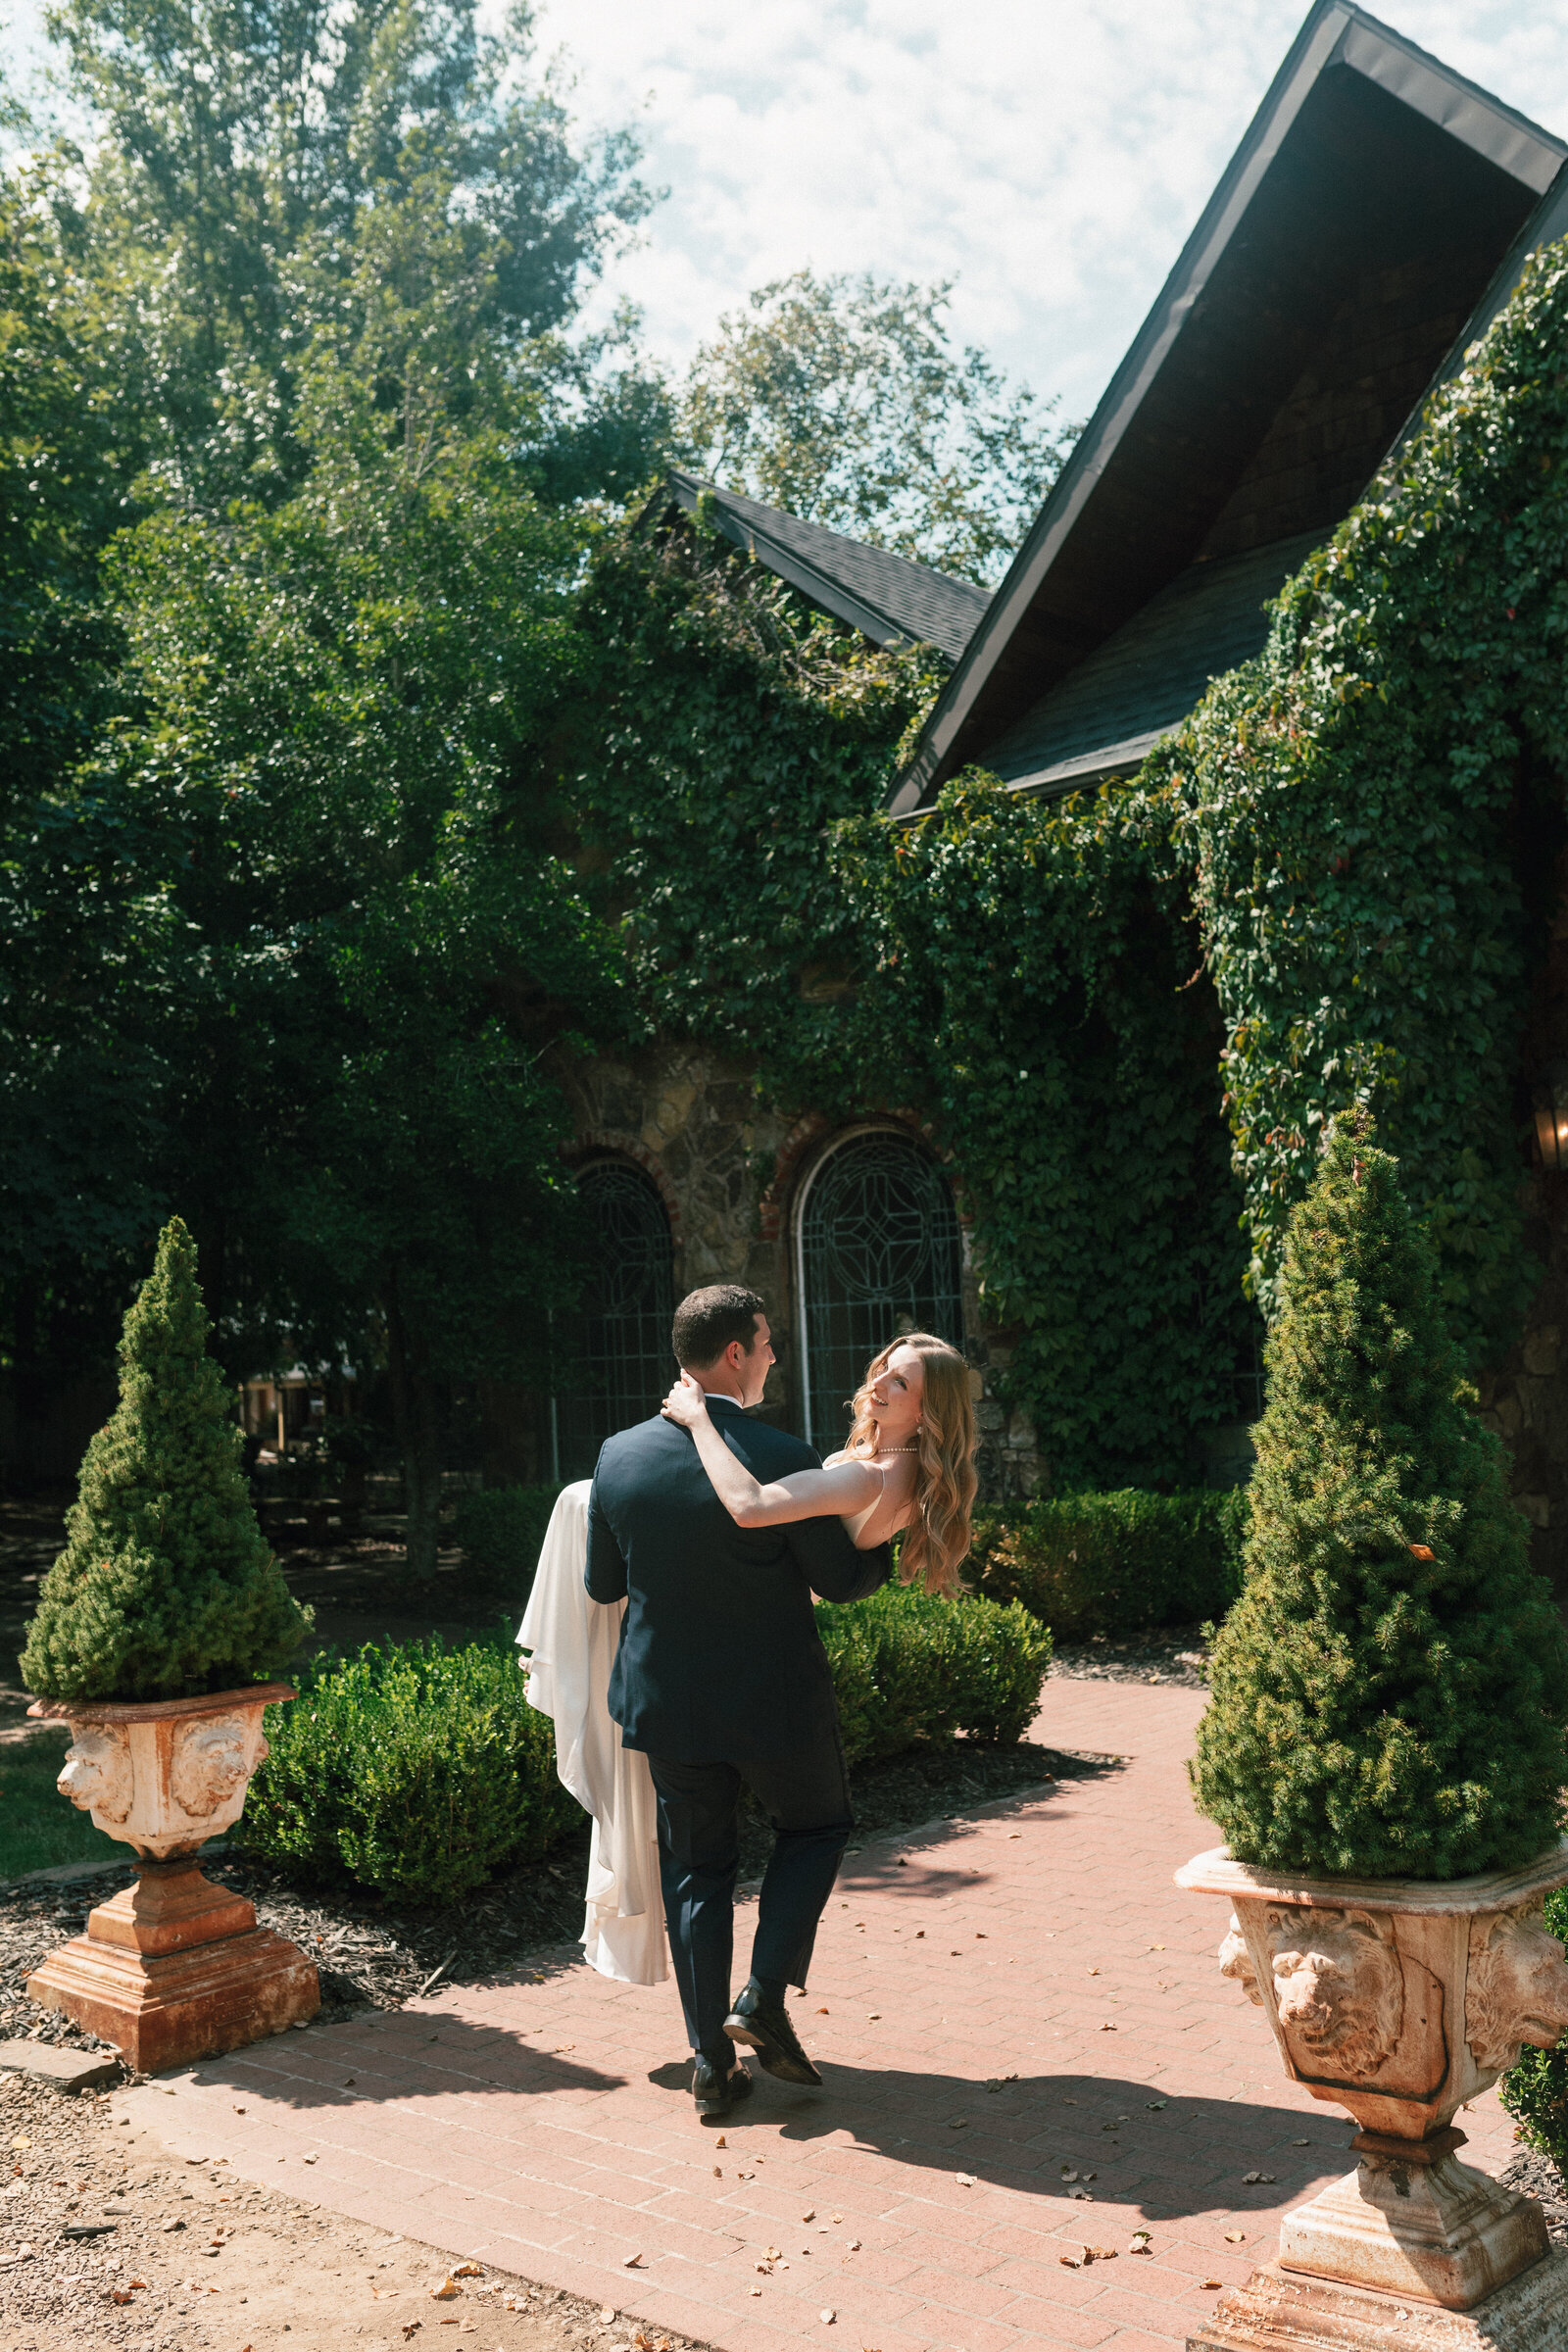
xmin=661 ymin=469 xmax=934 ymax=653
xmin=886 ymin=0 xmax=1568 ymax=817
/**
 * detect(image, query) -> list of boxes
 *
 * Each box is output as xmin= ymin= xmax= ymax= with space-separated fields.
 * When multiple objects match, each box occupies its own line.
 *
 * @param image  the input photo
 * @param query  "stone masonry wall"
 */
xmin=483 ymin=1039 xmax=1042 ymax=1502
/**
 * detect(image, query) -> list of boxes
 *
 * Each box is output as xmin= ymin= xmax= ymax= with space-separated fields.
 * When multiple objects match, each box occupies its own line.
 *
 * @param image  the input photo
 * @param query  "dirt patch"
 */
xmin=0 ymin=2063 xmax=712 ymax=2352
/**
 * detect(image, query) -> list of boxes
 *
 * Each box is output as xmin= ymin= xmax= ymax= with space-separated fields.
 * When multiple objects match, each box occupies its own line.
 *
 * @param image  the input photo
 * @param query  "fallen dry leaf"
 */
xmin=453 ymin=2263 xmax=482 ymax=2278
xmin=1243 ymin=2172 xmax=1277 ymax=2185
xmin=1291 ymin=2137 xmax=1310 ymax=2146
xmin=802 ymin=2208 xmax=816 ymax=2222
xmin=848 ymin=2238 xmax=861 ymax=2251
xmin=621 ymin=2253 xmax=645 ymax=2269
xmin=302 ymin=2153 xmax=318 ymax=2166
xmin=956 ymin=2174 xmax=974 ymax=2187
xmin=830 ymin=2213 xmax=842 ymax=2223
xmin=712 ymin=2167 xmax=721 ymax=2178
xmin=402 ymin=2326 xmax=422 ymax=2342
xmin=1201 ymin=2278 xmax=1223 ymax=2290
xmin=749 ymin=2287 xmax=761 ymax=2297
xmin=430 ymin=2278 xmax=462 ymax=2301
xmin=1225 ymin=2231 xmax=1246 ymax=2243
xmin=714 ymin=2135 xmax=726 ymax=2149
xmin=1100 ymin=2022 xmax=1117 ymax=2032
xmin=818 ymin=2309 xmax=836 ymax=2324
xmin=1409 ymin=1544 xmax=1434 ymax=1561
xmin=233 ymin=2104 xmax=246 ymax=2114
xmin=1058 ymin=2251 xmax=1085 ymax=2270
xmin=816 ymin=2006 xmax=829 ymax=2014
xmin=1088 ymin=2246 xmax=1118 ymax=2260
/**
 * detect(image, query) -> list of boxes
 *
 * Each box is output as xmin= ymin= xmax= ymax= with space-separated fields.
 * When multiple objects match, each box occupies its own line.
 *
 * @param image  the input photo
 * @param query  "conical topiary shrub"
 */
xmin=20 ymin=1218 xmax=313 ymax=1701
xmin=1192 ymin=1116 xmax=1568 ymax=1880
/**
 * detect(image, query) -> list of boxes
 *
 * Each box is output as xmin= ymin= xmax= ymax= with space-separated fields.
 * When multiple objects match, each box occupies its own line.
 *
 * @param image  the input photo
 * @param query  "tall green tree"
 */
xmin=91 ymin=352 xmax=620 ymax=1569
xmin=678 ymin=270 xmax=1075 ymax=584
xmin=41 ymin=0 xmax=668 ymax=506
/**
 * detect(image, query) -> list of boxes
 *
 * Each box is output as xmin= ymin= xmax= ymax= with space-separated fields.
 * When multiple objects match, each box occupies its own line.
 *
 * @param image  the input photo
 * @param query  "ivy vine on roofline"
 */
xmin=571 ymin=237 xmax=1568 ymax=1487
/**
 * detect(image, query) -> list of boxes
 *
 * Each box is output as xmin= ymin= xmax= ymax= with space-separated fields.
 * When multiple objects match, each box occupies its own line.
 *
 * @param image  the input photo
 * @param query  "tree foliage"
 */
xmin=20 ymin=1218 xmax=311 ymax=1700
xmin=41 ymin=0 xmax=665 ymax=507
xmin=678 ymin=270 xmax=1074 ymax=584
xmin=1192 ymin=1123 xmax=1568 ymax=1878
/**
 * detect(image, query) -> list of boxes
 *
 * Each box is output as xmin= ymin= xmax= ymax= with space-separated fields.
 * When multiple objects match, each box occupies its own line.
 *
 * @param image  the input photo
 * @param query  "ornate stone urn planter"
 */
xmin=1176 ymin=1839 xmax=1568 ymax=2349
xmin=25 ymin=1684 xmax=318 ymax=2075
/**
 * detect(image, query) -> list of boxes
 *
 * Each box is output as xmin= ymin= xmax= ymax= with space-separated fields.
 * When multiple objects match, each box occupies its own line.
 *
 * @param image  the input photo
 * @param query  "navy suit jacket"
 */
xmin=585 ymin=1398 xmax=890 ymax=1762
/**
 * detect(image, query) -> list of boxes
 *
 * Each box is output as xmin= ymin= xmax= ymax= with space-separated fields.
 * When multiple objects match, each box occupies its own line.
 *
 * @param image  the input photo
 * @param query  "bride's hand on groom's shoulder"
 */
xmin=662 ymin=1371 xmax=708 ymax=1427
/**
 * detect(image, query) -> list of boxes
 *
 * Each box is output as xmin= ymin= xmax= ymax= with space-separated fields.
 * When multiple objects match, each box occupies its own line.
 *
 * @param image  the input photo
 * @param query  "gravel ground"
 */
xmin=1049 ymin=1626 xmax=1211 ymax=1690
xmin=0 ymin=2063 xmax=713 ymax=2352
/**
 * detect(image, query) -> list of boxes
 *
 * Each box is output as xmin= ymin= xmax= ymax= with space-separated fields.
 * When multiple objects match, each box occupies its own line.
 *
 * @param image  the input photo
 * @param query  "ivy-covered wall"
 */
xmin=559 ymin=237 xmax=1568 ymax=1535
xmin=570 ymin=515 xmax=1259 ymax=1494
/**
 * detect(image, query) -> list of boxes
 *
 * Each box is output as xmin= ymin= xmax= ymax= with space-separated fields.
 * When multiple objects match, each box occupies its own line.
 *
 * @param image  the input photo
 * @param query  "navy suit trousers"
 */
xmin=647 ymin=1728 xmax=855 ymax=2064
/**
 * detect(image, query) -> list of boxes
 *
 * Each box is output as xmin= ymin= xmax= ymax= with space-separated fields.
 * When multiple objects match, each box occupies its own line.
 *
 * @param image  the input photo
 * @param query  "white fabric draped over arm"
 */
xmin=516 ymin=1480 xmax=666 ymax=1985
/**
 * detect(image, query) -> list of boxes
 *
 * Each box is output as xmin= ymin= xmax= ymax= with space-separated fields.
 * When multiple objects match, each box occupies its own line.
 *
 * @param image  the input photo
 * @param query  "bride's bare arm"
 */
xmin=662 ymin=1374 xmax=880 ymax=1527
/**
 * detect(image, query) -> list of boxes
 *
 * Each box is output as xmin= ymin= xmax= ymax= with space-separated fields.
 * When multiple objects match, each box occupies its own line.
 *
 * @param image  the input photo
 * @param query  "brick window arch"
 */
xmin=794 ymin=1131 xmax=963 ymax=1452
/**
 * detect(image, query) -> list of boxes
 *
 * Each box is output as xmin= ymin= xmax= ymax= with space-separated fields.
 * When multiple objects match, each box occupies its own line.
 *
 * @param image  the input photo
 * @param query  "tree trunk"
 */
xmin=384 ymin=1280 xmax=444 ymax=1578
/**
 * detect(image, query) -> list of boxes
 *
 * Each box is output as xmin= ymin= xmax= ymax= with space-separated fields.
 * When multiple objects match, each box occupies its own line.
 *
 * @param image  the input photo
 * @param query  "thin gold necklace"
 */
xmin=876 ymin=1445 xmax=920 ymax=1455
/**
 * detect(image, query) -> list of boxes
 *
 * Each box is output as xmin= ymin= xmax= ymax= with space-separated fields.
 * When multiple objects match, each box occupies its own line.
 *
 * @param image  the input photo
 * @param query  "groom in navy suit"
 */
xmin=585 ymin=1283 xmax=889 ymax=2118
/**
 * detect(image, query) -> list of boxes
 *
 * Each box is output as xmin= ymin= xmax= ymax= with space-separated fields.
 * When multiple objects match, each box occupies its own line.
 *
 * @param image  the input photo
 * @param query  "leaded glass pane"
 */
xmin=557 ymin=1163 xmax=675 ymax=1479
xmin=797 ymin=1135 xmax=962 ymax=1452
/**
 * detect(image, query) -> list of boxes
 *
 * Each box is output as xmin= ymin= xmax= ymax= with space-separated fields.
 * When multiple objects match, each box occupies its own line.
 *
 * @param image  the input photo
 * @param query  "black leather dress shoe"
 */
xmin=722 ymin=1984 xmax=823 ymax=2086
xmin=692 ymin=2056 xmax=754 ymax=2121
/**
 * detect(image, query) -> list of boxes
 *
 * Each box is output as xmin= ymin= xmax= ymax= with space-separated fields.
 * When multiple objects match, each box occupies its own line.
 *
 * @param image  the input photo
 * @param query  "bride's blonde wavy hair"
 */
xmin=844 ymin=1334 xmax=977 ymax=1597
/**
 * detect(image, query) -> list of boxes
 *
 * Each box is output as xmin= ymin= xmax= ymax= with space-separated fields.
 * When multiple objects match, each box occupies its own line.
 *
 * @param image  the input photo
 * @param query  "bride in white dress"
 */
xmin=517 ymin=1335 xmax=977 ymax=1984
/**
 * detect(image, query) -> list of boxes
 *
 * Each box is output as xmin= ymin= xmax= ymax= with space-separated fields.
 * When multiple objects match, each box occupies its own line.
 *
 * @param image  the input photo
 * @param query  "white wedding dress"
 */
xmin=515 ymin=1481 xmax=667 ymax=1984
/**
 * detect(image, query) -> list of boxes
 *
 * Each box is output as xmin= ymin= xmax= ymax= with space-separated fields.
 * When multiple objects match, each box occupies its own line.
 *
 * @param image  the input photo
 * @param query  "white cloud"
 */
xmin=538 ymin=0 xmax=1568 ymax=416
xmin=8 ymin=0 xmax=1568 ymax=418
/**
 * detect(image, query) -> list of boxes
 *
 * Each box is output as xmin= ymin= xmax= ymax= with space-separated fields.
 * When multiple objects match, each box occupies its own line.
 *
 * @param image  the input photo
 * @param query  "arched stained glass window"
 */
xmin=795 ymin=1133 xmax=963 ymax=1452
xmin=556 ymin=1162 xmax=675 ymax=1480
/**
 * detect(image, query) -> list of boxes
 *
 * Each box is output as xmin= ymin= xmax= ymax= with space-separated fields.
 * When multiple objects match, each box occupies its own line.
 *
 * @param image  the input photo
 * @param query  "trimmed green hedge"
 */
xmin=968 ymin=1488 xmax=1249 ymax=1642
xmin=818 ymin=1583 xmax=1053 ymax=1768
xmin=454 ymin=1484 xmax=562 ymax=1591
xmin=239 ymin=1637 xmax=579 ymax=1902
xmin=1498 ymin=1885 xmax=1568 ymax=2165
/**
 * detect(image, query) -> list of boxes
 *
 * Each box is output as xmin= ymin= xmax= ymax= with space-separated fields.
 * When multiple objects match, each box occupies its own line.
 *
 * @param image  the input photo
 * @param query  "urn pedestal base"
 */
xmin=1276 ymin=2134 xmax=1549 ymax=2309
xmin=27 ymin=1856 xmax=318 ymax=2074
xmin=1188 ymin=2252 xmax=1568 ymax=2352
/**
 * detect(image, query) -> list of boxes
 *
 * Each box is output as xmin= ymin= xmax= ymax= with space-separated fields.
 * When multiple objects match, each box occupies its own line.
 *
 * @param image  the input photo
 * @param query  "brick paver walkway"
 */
xmin=121 ymin=1680 xmax=1517 ymax=2352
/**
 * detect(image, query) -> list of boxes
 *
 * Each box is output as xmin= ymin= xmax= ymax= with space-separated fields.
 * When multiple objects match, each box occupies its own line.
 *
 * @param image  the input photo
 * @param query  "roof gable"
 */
xmin=658 ymin=469 xmax=991 ymax=662
xmin=890 ymin=0 xmax=1567 ymax=813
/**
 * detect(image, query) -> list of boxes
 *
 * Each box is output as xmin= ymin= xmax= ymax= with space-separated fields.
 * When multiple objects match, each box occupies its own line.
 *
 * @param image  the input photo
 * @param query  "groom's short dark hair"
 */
xmin=672 ymin=1284 xmax=765 ymax=1369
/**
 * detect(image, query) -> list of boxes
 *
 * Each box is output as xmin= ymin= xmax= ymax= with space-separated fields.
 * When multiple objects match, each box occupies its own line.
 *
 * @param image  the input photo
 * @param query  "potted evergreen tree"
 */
xmin=22 ymin=1219 xmax=319 ymax=2072
xmin=1180 ymin=1121 xmax=1568 ymax=2347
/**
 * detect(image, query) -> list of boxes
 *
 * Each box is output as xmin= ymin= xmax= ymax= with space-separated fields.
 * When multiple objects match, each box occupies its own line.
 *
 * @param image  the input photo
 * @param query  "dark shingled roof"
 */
xmin=660 ymin=469 xmax=991 ymax=662
xmin=980 ymin=529 xmax=1325 ymax=797
xmin=889 ymin=0 xmax=1568 ymax=813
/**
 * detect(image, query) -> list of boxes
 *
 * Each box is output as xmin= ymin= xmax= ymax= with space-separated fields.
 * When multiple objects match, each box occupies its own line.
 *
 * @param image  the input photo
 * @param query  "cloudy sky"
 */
xmin=9 ymin=1 xmax=1568 ymax=418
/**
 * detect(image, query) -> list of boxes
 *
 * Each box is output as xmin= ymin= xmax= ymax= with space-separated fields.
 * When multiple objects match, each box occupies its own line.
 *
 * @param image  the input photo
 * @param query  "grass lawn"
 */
xmin=0 ymin=1729 xmax=127 ymax=1881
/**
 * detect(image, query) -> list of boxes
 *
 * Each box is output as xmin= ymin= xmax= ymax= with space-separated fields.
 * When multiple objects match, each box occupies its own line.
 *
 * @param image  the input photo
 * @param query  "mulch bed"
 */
xmin=1500 ymin=2146 xmax=1568 ymax=2245
xmin=1050 ymin=1626 xmax=1211 ymax=1689
xmin=0 ymin=1740 xmax=1096 ymax=2040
